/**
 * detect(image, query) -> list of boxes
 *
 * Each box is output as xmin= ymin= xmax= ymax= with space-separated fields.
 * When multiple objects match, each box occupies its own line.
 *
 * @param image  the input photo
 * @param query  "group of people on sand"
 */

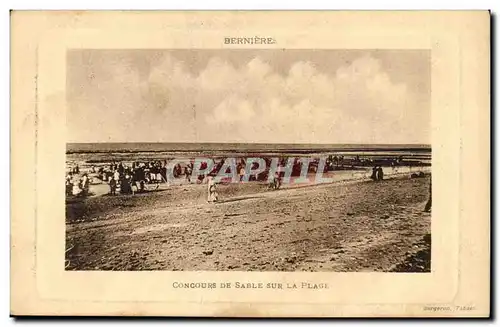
xmin=99 ymin=161 xmax=168 ymax=185
xmin=370 ymin=165 xmax=384 ymax=181
xmin=66 ymin=167 xmax=90 ymax=197
xmin=102 ymin=161 xmax=169 ymax=195
xmin=67 ymin=158 xmax=432 ymax=215
xmin=103 ymin=161 xmax=197 ymax=195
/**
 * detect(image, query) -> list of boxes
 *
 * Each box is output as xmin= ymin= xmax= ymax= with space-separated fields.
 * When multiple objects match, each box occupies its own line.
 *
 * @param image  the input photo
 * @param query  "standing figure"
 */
xmin=118 ymin=162 xmax=124 ymax=175
xmin=150 ymin=165 xmax=157 ymax=183
xmin=185 ymin=163 xmax=192 ymax=183
xmin=239 ymin=166 xmax=245 ymax=182
xmin=72 ymin=175 xmax=82 ymax=196
xmin=207 ymin=176 xmax=218 ymax=203
xmin=132 ymin=166 xmax=143 ymax=193
xmin=100 ymin=168 xmax=108 ymax=182
xmin=376 ymin=166 xmax=384 ymax=181
xmin=270 ymin=171 xmax=281 ymax=190
xmin=370 ymin=166 xmax=378 ymax=181
xmin=81 ymin=173 xmax=90 ymax=195
xmin=333 ymin=155 xmax=339 ymax=168
xmin=160 ymin=164 xmax=167 ymax=183
xmin=109 ymin=177 xmax=117 ymax=195
xmin=65 ymin=172 xmax=73 ymax=196
xmin=120 ymin=173 xmax=133 ymax=194
xmin=424 ymin=180 xmax=432 ymax=212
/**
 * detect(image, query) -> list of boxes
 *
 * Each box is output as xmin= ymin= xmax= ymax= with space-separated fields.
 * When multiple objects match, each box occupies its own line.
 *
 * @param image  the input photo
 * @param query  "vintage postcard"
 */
xmin=10 ymin=11 xmax=490 ymax=317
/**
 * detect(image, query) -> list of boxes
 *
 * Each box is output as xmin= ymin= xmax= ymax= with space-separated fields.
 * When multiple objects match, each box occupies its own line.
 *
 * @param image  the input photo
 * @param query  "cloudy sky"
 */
xmin=67 ymin=49 xmax=430 ymax=144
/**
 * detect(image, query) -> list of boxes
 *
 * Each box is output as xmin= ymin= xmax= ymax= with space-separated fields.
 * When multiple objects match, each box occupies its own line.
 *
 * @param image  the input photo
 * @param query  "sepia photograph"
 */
xmin=65 ymin=49 xmax=432 ymax=272
xmin=11 ymin=10 xmax=489 ymax=317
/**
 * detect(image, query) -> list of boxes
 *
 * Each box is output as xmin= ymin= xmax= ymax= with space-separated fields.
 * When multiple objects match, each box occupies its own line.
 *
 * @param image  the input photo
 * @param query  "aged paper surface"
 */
xmin=10 ymin=11 xmax=490 ymax=317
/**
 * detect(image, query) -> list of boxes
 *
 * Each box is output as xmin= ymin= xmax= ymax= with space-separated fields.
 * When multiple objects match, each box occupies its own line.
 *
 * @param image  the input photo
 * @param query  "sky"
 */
xmin=67 ymin=49 xmax=431 ymax=144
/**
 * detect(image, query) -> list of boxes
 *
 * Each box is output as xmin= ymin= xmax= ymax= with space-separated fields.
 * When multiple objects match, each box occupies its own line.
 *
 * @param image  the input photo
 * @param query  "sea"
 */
xmin=66 ymin=142 xmax=432 ymax=169
xmin=67 ymin=142 xmax=431 ymax=154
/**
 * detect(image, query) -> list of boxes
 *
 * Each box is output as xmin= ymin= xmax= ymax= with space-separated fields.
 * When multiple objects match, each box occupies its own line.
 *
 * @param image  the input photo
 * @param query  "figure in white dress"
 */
xmin=72 ymin=175 xmax=82 ymax=196
xmin=207 ymin=176 xmax=218 ymax=203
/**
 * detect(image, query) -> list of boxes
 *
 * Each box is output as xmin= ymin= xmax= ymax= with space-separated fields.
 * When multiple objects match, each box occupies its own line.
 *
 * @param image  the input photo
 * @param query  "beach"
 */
xmin=66 ymin=173 xmax=431 ymax=272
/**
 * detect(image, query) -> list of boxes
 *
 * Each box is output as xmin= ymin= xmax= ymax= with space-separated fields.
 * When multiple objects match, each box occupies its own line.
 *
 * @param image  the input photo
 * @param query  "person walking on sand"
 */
xmin=66 ymin=172 xmax=73 ymax=197
xmin=120 ymin=173 xmax=133 ymax=194
xmin=113 ymin=169 xmax=120 ymax=182
xmin=424 ymin=180 xmax=432 ymax=212
xmin=376 ymin=166 xmax=384 ymax=181
xmin=185 ymin=163 xmax=192 ymax=183
xmin=207 ymin=176 xmax=218 ymax=203
xmin=81 ymin=173 xmax=90 ymax=195
xmin=239 ymin=166 xmax=246 ymax=182
xmin=109 ymin=176 xmax=117 ymax=195
xmin=72 ymin=174 xmax=82 ymax=196
xmin=370 ymin=166 xmax=378 ymax=181
xmin=271 ymin=171 xmax=281 ymax=190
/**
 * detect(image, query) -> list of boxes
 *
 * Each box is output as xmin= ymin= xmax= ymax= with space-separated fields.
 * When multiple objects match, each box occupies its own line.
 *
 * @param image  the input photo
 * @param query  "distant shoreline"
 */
xmin=67 ymin=142 xmax=432 ymax=155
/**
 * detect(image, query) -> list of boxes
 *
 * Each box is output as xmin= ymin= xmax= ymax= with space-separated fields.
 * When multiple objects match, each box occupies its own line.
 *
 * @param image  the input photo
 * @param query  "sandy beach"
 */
xmin=66 ymin=174 xmax=431 ymax=272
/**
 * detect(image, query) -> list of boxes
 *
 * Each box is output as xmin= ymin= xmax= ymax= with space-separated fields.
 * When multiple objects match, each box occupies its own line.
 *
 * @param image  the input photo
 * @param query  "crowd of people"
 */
xmin=66 ymin=155 xmax=413 ymax=199
xmin=98 ymin=160 xmax=190 ymax=195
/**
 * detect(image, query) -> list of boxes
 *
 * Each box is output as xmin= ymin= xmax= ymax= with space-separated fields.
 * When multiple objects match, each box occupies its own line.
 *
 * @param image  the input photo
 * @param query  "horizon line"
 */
xmin=67 ymin=141 xmax=431 ymax=146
